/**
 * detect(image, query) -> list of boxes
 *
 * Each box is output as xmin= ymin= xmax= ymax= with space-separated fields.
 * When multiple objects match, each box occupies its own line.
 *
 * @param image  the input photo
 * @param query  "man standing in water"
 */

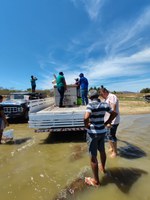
xmin=84 ymin=90 xmax=117 ymax=186
xmin=100 ymin=86 xmax=120 ymax=158
xmin=31 ymin=75 xmax=38 ymax=93
xmin=56 ymin=72 xmax=67 ymax=108
xmin=0 ymin=95 xmax=9 ymax=144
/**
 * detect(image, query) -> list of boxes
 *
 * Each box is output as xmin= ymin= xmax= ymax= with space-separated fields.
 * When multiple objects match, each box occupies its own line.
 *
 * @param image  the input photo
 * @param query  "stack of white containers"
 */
xmin=54 ymin=85 xmax=77 ymax=106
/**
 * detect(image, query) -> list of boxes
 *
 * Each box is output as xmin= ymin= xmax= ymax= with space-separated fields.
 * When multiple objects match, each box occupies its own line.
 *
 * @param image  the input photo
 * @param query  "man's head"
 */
xmin=99 ymin=85 xmax=109 ymax=99
xmin=79 ymin=73 xmax=84 ymax=78
xmin=88 ymin=90 xmax=99 ymax=99
xmin=59 ymin=72 xmax=64 ymax=76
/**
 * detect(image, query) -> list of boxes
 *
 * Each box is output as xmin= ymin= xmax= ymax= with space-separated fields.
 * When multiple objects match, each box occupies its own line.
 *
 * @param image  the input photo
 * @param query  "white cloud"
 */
xmin=70 ymin=0 xmax=105 ymax=20
xmin=105 ymin=7 xmax=150 ymax=56
xmin=82 ymin=0 xmax=104 ymax=20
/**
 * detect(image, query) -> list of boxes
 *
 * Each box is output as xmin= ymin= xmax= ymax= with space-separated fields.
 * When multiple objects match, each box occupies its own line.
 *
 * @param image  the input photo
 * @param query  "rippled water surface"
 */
xmin=0 ymin=114 xmax=150 ymax=200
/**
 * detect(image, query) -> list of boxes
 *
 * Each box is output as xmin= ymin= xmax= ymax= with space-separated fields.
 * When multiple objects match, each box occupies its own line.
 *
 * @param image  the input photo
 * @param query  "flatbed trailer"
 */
xmin=28 ymin=97 xmax=86 ymax=132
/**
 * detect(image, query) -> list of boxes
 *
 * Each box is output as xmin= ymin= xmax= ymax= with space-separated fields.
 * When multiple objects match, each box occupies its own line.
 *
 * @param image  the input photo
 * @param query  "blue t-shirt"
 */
xmin=79 ymin=77 xmax=88 ymax=90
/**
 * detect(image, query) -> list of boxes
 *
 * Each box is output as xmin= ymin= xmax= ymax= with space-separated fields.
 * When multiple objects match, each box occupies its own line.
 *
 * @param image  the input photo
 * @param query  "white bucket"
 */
xmin=3 ymin=129 xmax=14 ymax=139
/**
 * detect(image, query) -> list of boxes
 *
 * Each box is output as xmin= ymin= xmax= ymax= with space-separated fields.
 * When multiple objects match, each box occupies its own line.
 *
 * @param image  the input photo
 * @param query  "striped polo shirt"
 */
xmin=86 ymin=99 xmax=112 ymax=134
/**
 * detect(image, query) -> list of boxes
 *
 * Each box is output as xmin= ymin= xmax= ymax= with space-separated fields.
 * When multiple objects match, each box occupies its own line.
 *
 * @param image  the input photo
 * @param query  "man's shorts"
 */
xmin=86 ymin=133 xmax=105 ymax=157
xmin=107 ymin=124 xmax=119 ymax=142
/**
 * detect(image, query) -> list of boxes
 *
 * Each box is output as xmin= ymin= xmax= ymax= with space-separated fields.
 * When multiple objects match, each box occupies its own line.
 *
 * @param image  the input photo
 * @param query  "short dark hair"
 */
xmin=100 ymin=85 xmax=109 ymax=93
xmin=0 ymin=95 xmax=3 ymax=100
xmin=79 ymin=73 xmax=84 ymax=77
xmin=59 ymin=72 xmax=64 ymax=75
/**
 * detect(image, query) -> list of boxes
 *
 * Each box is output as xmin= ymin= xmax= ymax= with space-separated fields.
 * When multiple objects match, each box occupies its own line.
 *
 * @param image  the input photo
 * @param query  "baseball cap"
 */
xmin=88 ymin=90 xmax=99 ymax=98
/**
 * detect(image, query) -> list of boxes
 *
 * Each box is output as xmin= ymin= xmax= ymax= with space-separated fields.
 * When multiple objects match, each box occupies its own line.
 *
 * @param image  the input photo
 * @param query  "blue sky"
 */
xmin=0 ymin=0 xmax=150 ymax=92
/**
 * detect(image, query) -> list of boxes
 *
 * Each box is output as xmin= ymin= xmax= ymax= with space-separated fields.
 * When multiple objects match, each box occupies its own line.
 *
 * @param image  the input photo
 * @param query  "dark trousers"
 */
xmin=57 ymin=86 xmax=65 ymax=107
xmin=32 ymin=85 xmax=36 ymax=93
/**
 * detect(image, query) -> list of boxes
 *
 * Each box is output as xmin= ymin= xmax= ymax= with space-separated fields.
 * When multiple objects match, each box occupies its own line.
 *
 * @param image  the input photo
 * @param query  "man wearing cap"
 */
xmin=56 ymin=72 xmax=67 ymax=108
xmin=84 ymin=90 xmax=117 ymax=186
xmin=79 ymin=73 xmax=88 ymax=105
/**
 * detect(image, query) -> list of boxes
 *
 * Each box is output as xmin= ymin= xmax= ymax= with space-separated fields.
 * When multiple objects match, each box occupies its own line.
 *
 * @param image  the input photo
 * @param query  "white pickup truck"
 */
xmin=28 ymin=85 xmax=86 ymax=132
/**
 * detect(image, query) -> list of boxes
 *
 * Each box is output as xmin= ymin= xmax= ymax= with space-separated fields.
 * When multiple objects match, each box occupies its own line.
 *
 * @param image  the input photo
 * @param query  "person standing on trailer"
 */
xmin=31 ymin=75 xmax=38 ymax=93
xmin=79 ymin=73 xmax=88 ymax=105
xmin=56 ymin=72 xmax=67 ymax=108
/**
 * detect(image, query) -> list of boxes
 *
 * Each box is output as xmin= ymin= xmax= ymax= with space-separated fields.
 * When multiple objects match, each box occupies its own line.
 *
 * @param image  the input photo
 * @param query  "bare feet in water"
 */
xmin=85 ymin=177 xmax=100 ymax=187
xmin=110 ymin=152 xmax=117 ymax=158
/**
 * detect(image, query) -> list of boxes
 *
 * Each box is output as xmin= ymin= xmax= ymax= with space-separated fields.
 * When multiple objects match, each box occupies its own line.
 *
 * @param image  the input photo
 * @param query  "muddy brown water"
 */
xmin=0 ymin=114 xmax=150 ymax=200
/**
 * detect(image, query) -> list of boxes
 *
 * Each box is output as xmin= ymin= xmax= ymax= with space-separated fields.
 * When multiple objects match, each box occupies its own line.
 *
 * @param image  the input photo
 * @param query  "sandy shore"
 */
xmin=120 ymin=100 xmax=150 ymax=115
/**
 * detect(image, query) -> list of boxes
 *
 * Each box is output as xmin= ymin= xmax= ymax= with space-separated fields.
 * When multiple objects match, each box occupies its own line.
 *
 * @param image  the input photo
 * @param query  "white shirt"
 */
xmin=104 ymin=93 xmax=120 ymax=124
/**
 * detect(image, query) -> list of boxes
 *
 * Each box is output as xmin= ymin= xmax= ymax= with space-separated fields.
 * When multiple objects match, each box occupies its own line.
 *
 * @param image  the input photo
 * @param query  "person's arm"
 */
xmin=53 ymin=74 xmax=57 ymax=79
xmin=104 ymin=110 xmax=117 ymax=126
xmin=84 ymin=111 xmax=91 ymax=129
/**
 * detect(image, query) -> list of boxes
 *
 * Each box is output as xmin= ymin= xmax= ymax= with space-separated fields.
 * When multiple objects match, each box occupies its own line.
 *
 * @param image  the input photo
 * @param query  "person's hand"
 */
xmin=86 ymin=122 xmax=91 ymax=129
xmin=105 ymin=123 xmax=112 ymax=128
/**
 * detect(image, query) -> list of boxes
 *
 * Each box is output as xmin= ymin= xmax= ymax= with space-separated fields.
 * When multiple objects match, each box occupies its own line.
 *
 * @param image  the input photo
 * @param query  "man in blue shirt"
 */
xmin=79 ymin=73 xmax=88 ymax=105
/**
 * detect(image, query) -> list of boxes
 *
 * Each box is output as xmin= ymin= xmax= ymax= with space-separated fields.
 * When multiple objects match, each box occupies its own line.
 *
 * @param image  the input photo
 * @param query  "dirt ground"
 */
xmin=120 ymin=100 xmax=150 ymax=115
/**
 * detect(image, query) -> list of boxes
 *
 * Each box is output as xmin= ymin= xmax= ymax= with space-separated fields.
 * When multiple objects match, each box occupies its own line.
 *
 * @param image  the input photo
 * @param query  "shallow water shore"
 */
xmin=0 ymin=114 xmax=150 ymax=200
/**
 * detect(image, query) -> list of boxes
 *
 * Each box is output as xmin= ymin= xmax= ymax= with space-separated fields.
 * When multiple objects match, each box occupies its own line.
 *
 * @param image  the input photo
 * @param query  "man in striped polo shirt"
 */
xmin=84 ymin=90 xmax=117 ymax=186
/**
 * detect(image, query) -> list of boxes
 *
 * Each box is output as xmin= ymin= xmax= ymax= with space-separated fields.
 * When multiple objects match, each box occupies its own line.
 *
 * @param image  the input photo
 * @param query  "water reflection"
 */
xmin=101 ymin=167 xmax=147 ymax=193
xmin=118 ymin=140 xmax=146 ymax=159
xmin=69 ymin=144 xmax=87 ymax=161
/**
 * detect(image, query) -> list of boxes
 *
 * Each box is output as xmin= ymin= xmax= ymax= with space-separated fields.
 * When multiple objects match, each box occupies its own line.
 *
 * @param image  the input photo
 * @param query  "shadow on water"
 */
xmin=118 ymin=139 xmax=146 ymax=159
xmin=101 ymin=167 xmax=148 ymax=193
xmin=14 ymin=137 xmax=32 ymax=144
xmin=53 ymin=167 xmax=148 ymax=199
xmin=41 ymin=131 xmax=86 ymax=144
xmin=3 ymin=137 xmax=32 ymax=145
